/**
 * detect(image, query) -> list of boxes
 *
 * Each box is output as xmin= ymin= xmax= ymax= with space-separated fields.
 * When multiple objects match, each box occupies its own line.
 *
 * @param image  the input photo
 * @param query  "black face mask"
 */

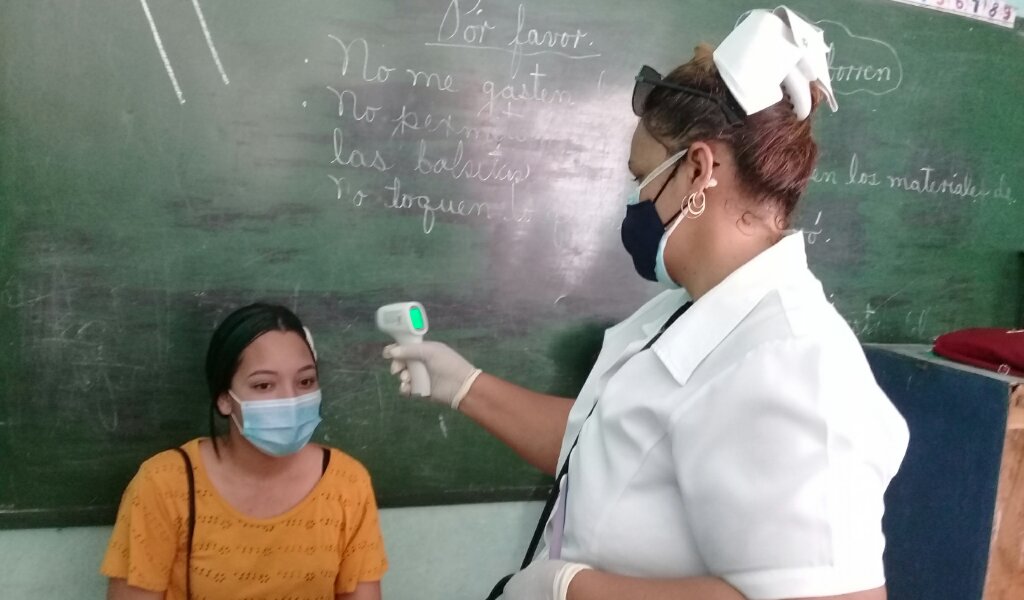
xmin=620 ymin=201 xmax=666 ymax=282
xmin=619 ymin=164 xmax=682 ymax=282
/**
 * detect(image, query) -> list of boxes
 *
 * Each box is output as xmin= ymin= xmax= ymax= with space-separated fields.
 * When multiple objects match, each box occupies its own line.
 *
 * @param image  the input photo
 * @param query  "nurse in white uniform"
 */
xmin=384 ymin=7 xmax=909 ymax=600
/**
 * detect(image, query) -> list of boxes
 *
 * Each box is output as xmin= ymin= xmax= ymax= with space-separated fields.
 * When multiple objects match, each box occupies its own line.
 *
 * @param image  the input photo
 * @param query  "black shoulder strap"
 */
xmin=173 ymin=447 xmax=194 ymax=600
xmin=322 ymin=446 xmax=331 ymax=475
xmin=642 ymin=301 xmax=693 ymax=352
xmin=484 ymin=301 xmax=692 ymax=600
xmin=484 ymin=401 xmax=594 ymax=600
xmin=484 ymin=436 xmax=579 ymax=600
xmin=485 ymin=574 xmax=515 ymax=600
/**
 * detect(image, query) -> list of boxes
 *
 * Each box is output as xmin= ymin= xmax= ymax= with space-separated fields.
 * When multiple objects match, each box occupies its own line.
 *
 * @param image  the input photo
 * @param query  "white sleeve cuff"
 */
xmin=724 ymin=564 xmax=885 ymax=600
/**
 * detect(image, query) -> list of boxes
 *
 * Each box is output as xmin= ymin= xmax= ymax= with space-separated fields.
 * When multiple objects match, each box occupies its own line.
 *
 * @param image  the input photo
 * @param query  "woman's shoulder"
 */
xmin=113 ymin=443 xmax=197 ymax=518
xmin=132 ymin=439 xmax=201 ymax=487
xmin=321 ymin=446 xmax=373 ymax=485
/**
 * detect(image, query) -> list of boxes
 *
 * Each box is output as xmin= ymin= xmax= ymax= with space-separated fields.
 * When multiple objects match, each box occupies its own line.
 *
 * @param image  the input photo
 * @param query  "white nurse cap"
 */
xmin=713 ymin=6 xmax=838 ymax=121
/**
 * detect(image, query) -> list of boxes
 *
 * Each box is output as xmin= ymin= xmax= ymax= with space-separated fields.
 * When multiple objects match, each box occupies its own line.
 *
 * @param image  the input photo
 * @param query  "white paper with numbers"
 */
xmin=889 ymin=0 xmax=1017 ymax=28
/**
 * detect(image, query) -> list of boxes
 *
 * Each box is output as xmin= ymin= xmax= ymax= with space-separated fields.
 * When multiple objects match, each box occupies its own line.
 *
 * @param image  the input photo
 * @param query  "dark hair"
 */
xmin=205 ymin=303 xmax=315 ymax=451
xmin=640 ymin=43 xmax=823 ymax=225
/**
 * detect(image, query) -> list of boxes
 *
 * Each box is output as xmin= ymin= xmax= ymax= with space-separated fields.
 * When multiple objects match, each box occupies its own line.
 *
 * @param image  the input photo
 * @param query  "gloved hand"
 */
xmin=503 ymin=559 xmax=591 ymax=600
xmin=383 ymin=341 xmax=482 ymax=410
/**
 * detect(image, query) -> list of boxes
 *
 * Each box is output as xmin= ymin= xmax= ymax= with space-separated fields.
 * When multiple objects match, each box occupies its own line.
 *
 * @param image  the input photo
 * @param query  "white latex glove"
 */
xmin=503 ymin=559 xmax=591 ymax=600
xmin=383 ymin=341 xmax=481 ymax=410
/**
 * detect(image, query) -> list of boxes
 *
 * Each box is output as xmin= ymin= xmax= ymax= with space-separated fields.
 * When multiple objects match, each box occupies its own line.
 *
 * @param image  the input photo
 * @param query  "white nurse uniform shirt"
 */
xmin=546 ymin=232 xmax=909 ymax=600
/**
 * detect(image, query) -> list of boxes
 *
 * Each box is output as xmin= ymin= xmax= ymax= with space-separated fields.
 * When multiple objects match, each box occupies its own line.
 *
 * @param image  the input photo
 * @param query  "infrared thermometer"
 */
xmin=376 ymin=302 xmax=430 ymax=397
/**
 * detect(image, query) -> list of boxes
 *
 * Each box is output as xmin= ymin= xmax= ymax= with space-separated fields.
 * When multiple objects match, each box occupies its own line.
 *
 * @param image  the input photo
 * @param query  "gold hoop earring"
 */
xmin=686 ymin=190 xmax=707 ymax=218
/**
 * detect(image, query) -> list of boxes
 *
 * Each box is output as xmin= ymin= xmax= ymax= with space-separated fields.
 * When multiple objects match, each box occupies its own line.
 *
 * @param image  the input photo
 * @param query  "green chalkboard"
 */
xmin=1 ymin=0 xmax=1022 ymax=528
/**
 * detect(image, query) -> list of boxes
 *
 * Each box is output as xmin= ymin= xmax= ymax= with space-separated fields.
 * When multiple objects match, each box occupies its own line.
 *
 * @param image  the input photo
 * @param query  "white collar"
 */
xmin=650 ymin=232 xmax=809 ymax=385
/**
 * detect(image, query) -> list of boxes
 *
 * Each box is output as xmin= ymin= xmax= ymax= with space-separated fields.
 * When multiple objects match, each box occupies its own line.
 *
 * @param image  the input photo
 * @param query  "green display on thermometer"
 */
xmin=376 ymin=301 xmax=431 ymax=397
xmin=409 ymin=306 xmax=426 ymax=332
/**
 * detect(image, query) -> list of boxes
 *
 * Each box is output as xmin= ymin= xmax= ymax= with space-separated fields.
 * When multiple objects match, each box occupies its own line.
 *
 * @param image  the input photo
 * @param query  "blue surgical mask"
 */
xmin=229 ymin=389 xmax=323 ymax=457
xmin=620 ymin=150 xmax=687 ymax=288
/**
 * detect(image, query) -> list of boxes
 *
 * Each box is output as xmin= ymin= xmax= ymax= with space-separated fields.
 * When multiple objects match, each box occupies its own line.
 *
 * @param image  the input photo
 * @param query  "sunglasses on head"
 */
xmin=632 ymin=65 xmax=744 ymax=125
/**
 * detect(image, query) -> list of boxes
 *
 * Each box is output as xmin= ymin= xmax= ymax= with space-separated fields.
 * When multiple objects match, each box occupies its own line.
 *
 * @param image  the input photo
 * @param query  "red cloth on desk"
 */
xmin=933 ymin=328 xmax=1024 ymax=377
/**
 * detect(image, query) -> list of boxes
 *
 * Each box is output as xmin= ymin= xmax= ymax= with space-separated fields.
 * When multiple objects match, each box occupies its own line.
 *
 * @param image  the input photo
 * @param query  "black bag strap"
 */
xmin=641 ymin=301 xmax=692 ymax=352
xmin=485 ymin=301 xmax=692 ymax=599
xmin=520 ymin=405 xmax=592 ymax=566
xmin=173 ymin=447 xmax=195 ymax=600
xmin=483 ymin=401 xmax=594 ymax=600
xmin=485 ymin=573 xmax=515 ymax=600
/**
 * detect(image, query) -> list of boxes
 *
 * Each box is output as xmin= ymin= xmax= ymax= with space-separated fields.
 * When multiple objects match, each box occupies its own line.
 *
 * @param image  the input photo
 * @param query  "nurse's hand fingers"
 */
xmin=390 ymin=359 xmax=407 ymax=375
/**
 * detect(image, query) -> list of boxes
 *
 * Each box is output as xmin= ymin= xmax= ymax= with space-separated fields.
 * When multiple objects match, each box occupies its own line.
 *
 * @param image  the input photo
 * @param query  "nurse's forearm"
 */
xmin=567 ymin=570 xmax=745 ymax=600
xmin=458 ymin=372 xmax=573 ymax=475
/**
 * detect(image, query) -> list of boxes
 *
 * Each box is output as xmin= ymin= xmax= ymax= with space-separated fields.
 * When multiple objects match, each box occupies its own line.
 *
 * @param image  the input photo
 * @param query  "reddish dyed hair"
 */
xmin=640 ymin=43 xmax=823 ymax=224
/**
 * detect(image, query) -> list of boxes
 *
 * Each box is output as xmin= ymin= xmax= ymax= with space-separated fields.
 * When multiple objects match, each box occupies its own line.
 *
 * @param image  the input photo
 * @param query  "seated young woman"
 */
xmin=101 ymin=303 xmax=387 ymax=600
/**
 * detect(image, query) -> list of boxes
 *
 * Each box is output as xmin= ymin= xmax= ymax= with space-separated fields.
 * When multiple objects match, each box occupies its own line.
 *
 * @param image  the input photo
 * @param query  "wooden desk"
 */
xmin=985 ymin=383 xmax=1024 ymax=600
